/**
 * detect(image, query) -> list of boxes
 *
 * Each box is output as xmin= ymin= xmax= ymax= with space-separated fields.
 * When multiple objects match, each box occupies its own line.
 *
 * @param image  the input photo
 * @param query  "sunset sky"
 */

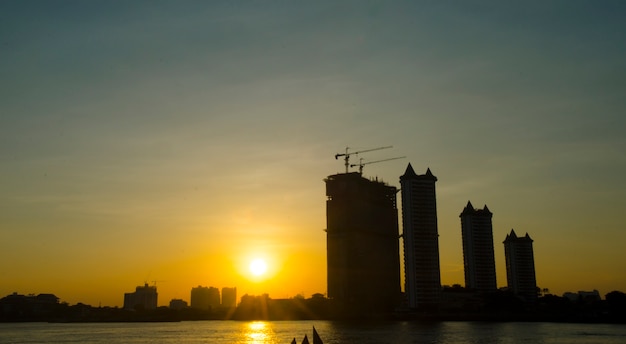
xmin=1 ymin=1 xmax=625 ymax=307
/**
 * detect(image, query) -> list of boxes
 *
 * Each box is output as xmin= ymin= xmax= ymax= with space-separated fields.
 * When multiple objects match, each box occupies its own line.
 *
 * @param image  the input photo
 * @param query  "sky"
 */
xmin=1 ymin=1 xmax=625 ymax=307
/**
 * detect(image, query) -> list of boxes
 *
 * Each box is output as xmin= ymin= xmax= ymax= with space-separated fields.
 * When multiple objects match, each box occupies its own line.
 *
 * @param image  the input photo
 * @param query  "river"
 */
xmin=1 ymin=320 xmax=625 ymax=343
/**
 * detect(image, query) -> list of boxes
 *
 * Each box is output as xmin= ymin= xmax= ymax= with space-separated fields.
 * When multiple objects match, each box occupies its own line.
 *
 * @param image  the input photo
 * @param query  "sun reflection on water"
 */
xmin=243 ymin=321 xmax=275 ymax=344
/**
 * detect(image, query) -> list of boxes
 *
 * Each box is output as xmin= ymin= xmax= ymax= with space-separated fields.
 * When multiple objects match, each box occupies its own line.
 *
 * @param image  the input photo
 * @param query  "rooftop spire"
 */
xmin=400 ymin=163 xmax=438 ymax=181
xmin=460 ymin=201 xmax=475 ymax=216
xmin=483 ymin=204 xmax=492 ymax=215
xmin=402 ymin=163 xmax=417 ymax=178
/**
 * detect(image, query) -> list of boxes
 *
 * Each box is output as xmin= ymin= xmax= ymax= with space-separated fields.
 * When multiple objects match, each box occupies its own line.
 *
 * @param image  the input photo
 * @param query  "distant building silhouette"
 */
xmin=504 ymin=229 xmax=538 ymax=301
xmin=190 ymin=286 xmax=220 ymax=310
xmin=169 ymin=298 xmax=188 ymax=309
xmin=460 ymin=201 xmax=497 ymax=292
xmin=563 ymin=290 xmax=601 ymax=303
xmin=325 ymin=171 xmax=401 ymax=313
xmin=400 ymin=164 xmax=442 ymax=309
xmin=221 ymin=287 xmax=237 ymax=308
xmin=123 ymin=283 xmax=157 ymax=310
xmin=0 ymin=293 xmax=60 ymax=320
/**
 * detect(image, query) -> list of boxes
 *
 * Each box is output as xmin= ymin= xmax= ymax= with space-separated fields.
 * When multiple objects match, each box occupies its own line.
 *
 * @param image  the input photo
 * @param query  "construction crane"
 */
xmin=350 ymin=156 xmax=406 ymax=174
xmin=151 ymin=280 xmax=165 ymax=286
xmin=335 ymin=146 xmax=392 ymax=173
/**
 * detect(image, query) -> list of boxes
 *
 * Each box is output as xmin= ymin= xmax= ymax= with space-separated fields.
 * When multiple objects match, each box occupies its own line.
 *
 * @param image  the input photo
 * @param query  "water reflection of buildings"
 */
xmin=325 ymin=171 xmax=401 ymax=313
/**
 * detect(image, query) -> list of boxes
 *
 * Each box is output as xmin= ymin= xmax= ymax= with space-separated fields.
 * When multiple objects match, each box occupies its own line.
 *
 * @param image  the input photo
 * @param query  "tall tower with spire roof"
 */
xmin=400 ymin=163 xmax=441 ymax=309
xmin=504 ymin=229 xmax=537 ymax=301
xmin=460 ymin=201 xmax=497 ymax=292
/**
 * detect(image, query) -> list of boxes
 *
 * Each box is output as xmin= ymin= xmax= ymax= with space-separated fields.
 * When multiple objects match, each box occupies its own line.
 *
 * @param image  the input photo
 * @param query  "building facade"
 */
xmin=460 ymin=201 xmax=497 ymax=292
xmin=503 ymin=229 xmax=537 ymax=301
xmin=169 ymin=298 xmax=188 ymax=309
xmin=325 ymin=171 xmax=401 ymax=314
xmin=221 ymin=287 xmax=237 ymax=308
xmin=400 ymin=164 xmax=442 ymax=309
xmin=190 ymin=286 xmax=220 ymax=310
xmin=123 ymin=283 xmax=158 ymax=310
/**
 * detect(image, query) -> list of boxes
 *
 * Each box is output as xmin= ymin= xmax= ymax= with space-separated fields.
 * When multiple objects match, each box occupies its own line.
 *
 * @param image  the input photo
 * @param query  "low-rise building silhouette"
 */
xmin=123 ymin=283 xmax=157 ymax=310
xmin=563 ymin=290 xmax=601 ymax=303
xmin=169 ymin=298 xmax=188 ymax=309
xmin=0 ymin=292 xmax=60 ymax=319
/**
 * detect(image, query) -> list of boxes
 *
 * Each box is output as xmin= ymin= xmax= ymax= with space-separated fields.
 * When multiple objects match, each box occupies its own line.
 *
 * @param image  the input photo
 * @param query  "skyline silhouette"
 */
xmin=1 ymin=1 xmax=625 ymax=307
xmin=1 ymin=160 xmax=619 ymax=310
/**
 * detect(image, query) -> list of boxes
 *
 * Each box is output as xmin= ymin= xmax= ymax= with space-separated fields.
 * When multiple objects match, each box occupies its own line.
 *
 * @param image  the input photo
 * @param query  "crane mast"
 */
xmin=335 ymin=146 xmax=392 ymax=173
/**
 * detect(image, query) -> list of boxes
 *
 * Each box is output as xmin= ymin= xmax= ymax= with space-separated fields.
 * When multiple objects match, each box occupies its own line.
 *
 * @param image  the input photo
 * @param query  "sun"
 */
xmin=249 ymin=258 xmax=268 ymax=276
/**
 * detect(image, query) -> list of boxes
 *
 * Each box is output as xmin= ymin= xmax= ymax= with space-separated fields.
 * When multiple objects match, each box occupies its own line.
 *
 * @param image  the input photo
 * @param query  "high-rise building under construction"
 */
xmin=325 ymin=171 xmax=401 ymax=314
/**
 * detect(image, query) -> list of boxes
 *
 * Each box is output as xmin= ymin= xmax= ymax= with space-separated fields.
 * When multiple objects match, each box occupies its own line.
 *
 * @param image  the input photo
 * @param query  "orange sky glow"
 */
xmin=1 ymin=1 xmax=625 ymax=307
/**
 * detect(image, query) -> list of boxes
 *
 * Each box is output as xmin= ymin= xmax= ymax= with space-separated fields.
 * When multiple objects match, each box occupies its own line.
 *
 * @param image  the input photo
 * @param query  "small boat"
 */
xmin=312 ymin=326 xmax=323 ymax=344
xmin=292 ymin=326 xmax=323 ymax=344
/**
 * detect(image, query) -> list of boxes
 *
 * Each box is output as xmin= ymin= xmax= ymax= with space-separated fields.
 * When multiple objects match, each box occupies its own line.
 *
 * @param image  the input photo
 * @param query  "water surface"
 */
xmin=1 ymin=321 xmax=625 ymax=344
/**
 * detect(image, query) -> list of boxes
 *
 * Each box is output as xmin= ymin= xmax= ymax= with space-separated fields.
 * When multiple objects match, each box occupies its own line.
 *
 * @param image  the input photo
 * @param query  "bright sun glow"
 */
xmin=249 ymin=258 xmax=268 ymax=276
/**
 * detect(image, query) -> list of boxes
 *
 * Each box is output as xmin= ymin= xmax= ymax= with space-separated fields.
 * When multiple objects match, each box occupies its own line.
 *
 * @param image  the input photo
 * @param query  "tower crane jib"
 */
xmin=335 ymin=146 xmax=392 ymax=173
xmin=350 ymin=156 xmax=406 ymax=174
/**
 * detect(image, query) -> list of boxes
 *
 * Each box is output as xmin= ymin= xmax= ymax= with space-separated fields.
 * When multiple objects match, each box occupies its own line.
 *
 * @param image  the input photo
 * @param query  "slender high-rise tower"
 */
xmin=400 ymin=163 xmax=441 ymax=309
xmin=460 ymin=201 xmax=497 ymax=292
xmin=325 ymin=172 xmax=401 ymax=314
xmin=504 ymin=229 xmax=537 ymax=301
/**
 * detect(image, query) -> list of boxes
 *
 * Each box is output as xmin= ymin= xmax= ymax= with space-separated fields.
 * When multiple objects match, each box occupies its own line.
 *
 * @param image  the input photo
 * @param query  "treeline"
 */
xmin=428 ymin=288 xmax=626 ymax=323
xmin=2 ymin=290 xmax=625 ymax=323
